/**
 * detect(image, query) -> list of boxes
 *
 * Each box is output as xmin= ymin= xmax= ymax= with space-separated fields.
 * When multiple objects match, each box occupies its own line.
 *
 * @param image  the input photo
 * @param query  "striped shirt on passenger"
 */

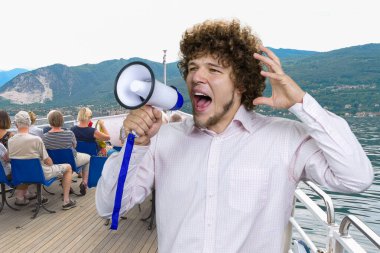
xmin=43 ymin=130 xmax=77 ymax=157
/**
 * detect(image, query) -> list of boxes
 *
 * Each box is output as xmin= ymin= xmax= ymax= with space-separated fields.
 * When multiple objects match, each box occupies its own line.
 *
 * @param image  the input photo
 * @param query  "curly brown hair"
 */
xmin=178 ymin=19 xmax=266 ymax=111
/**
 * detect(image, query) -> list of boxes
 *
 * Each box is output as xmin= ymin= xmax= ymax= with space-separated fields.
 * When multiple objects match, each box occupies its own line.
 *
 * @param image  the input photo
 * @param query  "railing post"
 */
xmin=303 ymin=181 xmax=336 ymax=252
xmin=340 ymin=215 xmax=380 ymax=250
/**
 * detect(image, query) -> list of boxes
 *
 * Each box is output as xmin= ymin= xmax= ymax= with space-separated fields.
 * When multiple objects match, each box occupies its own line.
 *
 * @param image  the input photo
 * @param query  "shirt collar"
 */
xmin=186 ymin=105 xmax=258 ymax=136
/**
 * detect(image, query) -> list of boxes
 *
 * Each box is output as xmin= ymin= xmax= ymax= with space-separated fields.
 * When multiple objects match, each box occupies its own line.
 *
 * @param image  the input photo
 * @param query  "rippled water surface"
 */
xmin=294 ymin=116 xmax=380 ymax=252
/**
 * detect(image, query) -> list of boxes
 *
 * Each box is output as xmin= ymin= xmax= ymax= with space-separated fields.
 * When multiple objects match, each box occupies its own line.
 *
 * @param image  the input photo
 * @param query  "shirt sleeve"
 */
xmin=289 ymin=93 xmax=373 ymax=193
xmin=95 ymin=140 xmax=155 ymax=218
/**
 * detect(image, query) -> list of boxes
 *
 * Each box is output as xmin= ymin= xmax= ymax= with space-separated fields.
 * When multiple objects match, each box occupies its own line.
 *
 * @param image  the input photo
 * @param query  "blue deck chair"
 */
xmin=47 ymin=149 xmax=82 ymax=174
xmin=88 ymin=156 xmax=108 ymax=188
xmin=10 ymin=158 xmax=57 ymax=219
xmin=0 ymin=163 xmax=19 ymax=212
xmin=76 ymin=141 xmax=98 ymax=156
xmin=47 ymin=148 xmax=83 ymax=196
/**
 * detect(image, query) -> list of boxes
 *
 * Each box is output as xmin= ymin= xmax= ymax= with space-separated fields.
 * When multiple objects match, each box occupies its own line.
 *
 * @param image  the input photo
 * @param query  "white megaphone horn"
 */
xmin=114 ymin=61 xmax=184 ymax=110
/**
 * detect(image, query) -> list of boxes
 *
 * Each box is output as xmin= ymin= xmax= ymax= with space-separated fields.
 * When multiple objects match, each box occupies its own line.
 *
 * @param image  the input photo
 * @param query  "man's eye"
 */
xmin=210 ymin=68 xmax=221 ymax=73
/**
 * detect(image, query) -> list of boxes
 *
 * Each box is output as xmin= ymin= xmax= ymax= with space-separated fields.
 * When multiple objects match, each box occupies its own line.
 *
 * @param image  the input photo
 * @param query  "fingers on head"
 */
xmin=260 ymin=71 xmax=282 ymax=81
xmin=256 ymin=47 xmax=282 ymax=70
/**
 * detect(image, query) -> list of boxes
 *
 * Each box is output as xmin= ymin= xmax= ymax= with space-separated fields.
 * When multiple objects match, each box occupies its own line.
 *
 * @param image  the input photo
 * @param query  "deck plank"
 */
xmin=0 ymin=177 xmax=157 ymax=253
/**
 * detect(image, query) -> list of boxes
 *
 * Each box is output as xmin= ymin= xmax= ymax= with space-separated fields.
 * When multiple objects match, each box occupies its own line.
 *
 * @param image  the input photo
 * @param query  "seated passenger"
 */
xmin=8 ymin=111 xmax=76 ymax=209
xmin=0 ymin=110 xmax=14 ymax=149
xmin=0 ymin=143 xmax=11 ymax=177
xmin=43 ymin=110 xmax=91 ymax=196
xmin=28 ymin=111 xmax=44 ymax=139
xmin=70 ymin=107 xmax=110 ymax=156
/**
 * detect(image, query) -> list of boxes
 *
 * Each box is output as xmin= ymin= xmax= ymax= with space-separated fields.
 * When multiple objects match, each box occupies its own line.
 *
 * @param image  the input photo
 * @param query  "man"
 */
xmin=8 ymin=111 xmax=76 ymax=210
xmin=96 ymin=20 xmax=373 ymax=252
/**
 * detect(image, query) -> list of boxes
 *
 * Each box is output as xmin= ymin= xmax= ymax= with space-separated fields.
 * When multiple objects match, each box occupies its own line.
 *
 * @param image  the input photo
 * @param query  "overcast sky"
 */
xmin=1 ymin=0 xmax=379 ymax=70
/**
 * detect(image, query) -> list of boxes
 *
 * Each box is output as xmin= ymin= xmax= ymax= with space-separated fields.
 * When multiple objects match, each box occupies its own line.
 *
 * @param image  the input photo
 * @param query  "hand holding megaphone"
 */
xmin=111 ymin=61 xmax=182 ymax=229
xmin=123 ymin=105 xmax=162 ymax=146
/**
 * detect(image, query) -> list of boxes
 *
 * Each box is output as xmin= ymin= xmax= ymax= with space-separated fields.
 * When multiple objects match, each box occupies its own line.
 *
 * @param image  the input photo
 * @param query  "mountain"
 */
xmin=0 ymin=58 xmax=174 ymax=104
xmin=0 ymin=44 xmax=379 ymax=116
xmin=0 ymin=68 xmax=29 ymax=87
xmin=268 ymin=48 xmax=319 ymax=59
xmin=281 ymin=43 xmax=380 ymax=86
xmin=275 ymin=44 xmax=380 ymax=114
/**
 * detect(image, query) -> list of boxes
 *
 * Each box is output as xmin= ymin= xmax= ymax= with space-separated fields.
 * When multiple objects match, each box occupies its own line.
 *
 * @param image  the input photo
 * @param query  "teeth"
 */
xmin=194 ymin=92 xmax=207 ymax=96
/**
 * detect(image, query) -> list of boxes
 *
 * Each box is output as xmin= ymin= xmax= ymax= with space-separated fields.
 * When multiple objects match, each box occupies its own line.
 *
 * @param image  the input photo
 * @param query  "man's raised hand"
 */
xmin=253 ymin=45 xmax=305 ymax=109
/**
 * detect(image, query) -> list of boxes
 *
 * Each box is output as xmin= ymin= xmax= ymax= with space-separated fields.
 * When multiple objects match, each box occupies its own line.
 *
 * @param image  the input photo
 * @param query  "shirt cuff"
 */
xmin=288 ymin=93 xmax=327 ymax=124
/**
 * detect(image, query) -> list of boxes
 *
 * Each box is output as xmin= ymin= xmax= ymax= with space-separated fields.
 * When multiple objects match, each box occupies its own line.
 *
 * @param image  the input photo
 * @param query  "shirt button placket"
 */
xmin=203 ymin=136 xmax=221 ymax=253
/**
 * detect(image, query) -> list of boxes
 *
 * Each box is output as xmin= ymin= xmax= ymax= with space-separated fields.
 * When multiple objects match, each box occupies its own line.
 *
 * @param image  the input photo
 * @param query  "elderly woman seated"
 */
xmin=70 ymin=107 xmax=111 ymax=156
xmin=43 ymin=110 xmax=91 ymax=196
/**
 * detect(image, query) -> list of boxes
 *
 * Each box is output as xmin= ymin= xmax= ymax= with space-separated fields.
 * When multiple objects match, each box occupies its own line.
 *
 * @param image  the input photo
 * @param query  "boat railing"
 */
xmin=334 ymin=215 xmax=380 ymax=253
xmin=288 ymin=180 xmax=380 ymax=253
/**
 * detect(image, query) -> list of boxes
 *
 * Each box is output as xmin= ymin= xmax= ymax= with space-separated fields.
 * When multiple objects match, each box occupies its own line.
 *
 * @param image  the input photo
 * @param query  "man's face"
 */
xmin=186 ymin=55 xmax=242 ymax=133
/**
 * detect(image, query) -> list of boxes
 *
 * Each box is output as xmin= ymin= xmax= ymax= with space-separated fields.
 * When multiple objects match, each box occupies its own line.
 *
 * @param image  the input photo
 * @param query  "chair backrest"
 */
xmin=47 ymin=148 xmax=79 ymax=173
xmin=0 ymin=162 xmax=11 ymax=186
xmin=88 ymin=156 xmax=108 ymax=188
xmin=10 ymin=158 xmax=56 ymax=186
xmin=76 ymin=141 xmax=98 ymax=156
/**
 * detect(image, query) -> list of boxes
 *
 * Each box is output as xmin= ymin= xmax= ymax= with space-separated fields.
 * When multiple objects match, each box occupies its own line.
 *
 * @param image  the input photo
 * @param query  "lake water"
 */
xmin=294 ymin=116 xmax=380 ymax=252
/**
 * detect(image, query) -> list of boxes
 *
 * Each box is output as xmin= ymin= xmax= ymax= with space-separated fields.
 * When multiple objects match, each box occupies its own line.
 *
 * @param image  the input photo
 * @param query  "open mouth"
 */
xmin=194 ymin=92 xmax=212 ymax=112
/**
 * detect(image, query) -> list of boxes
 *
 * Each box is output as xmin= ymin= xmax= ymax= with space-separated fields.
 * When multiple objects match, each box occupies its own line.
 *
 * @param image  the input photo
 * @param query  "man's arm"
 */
xmin=96 ymin=144 xmax=155 ymax=218
xmin=95 ymin=105 xmax=162 ymax=218
xmin=253 ymin=46 xmax=373 ymax=192
xmin=290 ymin=94 xmax=373 ymax=192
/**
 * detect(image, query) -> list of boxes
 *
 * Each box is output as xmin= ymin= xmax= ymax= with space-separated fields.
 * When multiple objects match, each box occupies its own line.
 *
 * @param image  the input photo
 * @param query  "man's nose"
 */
xmin=192 ymin=68 xmax=207 ymax=84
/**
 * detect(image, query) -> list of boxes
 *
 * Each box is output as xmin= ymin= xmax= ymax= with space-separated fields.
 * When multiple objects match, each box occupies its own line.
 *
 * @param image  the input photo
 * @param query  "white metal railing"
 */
xmin=334 ymin=215 xmax=380 ymax=253
xmin=288 ymin=180 xmax=380 ymax=253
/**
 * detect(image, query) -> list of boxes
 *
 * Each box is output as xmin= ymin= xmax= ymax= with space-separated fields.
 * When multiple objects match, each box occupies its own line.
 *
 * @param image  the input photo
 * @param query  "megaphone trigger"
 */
xmin=114 ymin=61 xmax=184 ymax=111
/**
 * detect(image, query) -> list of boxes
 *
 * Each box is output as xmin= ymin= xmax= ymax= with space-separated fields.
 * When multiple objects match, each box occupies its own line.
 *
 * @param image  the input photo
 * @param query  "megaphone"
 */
xmin=114 ymin=61 xmax=184 ymax=110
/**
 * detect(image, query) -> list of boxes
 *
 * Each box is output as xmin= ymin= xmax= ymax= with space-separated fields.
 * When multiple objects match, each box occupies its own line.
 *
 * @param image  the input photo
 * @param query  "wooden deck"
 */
xmin=0 ymin=178 xmax=157 ymax=253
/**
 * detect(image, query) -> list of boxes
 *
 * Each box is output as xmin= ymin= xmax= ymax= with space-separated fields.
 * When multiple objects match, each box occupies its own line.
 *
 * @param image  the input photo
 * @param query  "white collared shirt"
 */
xmin=96 ymin=93 xmax=373 ymax=253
